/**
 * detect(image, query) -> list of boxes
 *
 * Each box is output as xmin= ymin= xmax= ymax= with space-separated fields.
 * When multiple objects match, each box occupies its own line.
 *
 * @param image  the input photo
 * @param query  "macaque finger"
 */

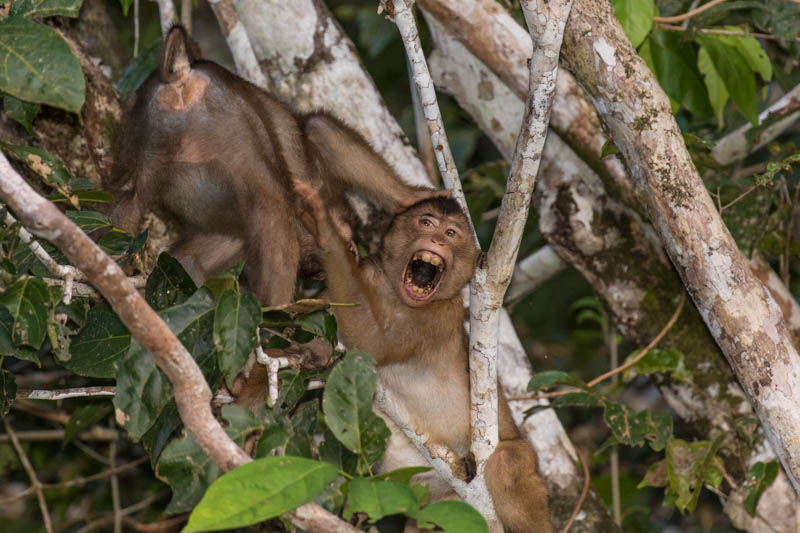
xmin=396 ymin=187 xmax=452 ymax=212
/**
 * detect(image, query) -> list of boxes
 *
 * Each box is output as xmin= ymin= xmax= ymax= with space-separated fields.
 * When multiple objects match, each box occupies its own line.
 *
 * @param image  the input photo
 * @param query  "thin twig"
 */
xmin=0 ymin=428 xmax=118 ymax=443
xmin=560 ymin=449 xmax=590 ymax=533
xmin=720 ymin=184 xmax=758 ymax=212
xmin=510 ymin=292 xmax=686 ymax=402
xmin=41 ymin=457 xmax=148 ymax=490
xmin=110 ymin=436 xmax=122 ymax=533
xmin=655 ymin=23 xmax=800 ymax=42
xmin=3 ymin=417 xmax=54 ymax=533
xmin=17 ymin=386 xmax=116 ymax=401
xmin=653 ymin=0 xmax=727 ymax=24
xmin=0 ymin=486 xmax=35 ymax=505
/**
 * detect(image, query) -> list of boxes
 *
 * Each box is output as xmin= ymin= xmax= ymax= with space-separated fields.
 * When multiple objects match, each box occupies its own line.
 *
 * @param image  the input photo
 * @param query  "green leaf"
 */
xmin=255 ymin=400 xmax=318 ymax=459
xmin=528 ymin=370 xmax=588 ymax=392
xmin=214 ymin=290 xmax=260 ymax=389
xmin=697 ymin=47 xmax=729 ymax=127
xmin=0 ymin=141 xmax=73 ymax=191
xmin=638 ymin=459 xmax=668 ymax=488
xmin=10 ymin=0 xmax=84 ymax=18
xmin=117 ymin=37 xmax=161 ymax=100
xmin=0 ymin=277 xmax=48 ymax=349
xmin=344 ymin=478 xmax=419 ymax=522
xmin=63 ymin=403 xmax=112 ymax=445
xmin=622 ymin=348 xmax=692 ymax=384
xmin=119 ymin=0 xmax=134 ymax=16
xmin=697 ymin=36 xmax=758 ymax=125
xmin=294 ymin=310 xmax=338 ymax=346
xmin=146 ymin=252 xmax=198 ymax=311
xmin=648 ymin=31 xmax=711 ymax=117
xmin=318 ymin=428 xmax=360 ymax=474
xmin=603 ymin=404 xmax=672 ymax=451
xmin=416 ymin=500 xmax=489 ymax=533
xmin=0 ymin=17 xmax=85 ymax=113
xmin=551 ymin=391 xmax=602 ymax=408
xmin=0 ymin=370 xmax=17 ymax=416
xmin=157 ymin=406 xmax=261 ymax=514
xmin=65 ymin=304 xmax=130 ymax=378
xmin=276 ymin=370 xmax=307 ymax=412
xmin=322 ymin=351 xmax=390 ymax=471
xmin=183 ymin=456 xmax=339 ymax=532
xmin=65 ymin=210 xmax=112 ymax=233
xmin=611 ymin=0 xmax=654 ymax=48
xmin=742 ymin=461 xmax=779 ymax=516
xmin=720 ymin=28 xmax=772 ymax=81
xmin=372 ymin=466 xmax=433 ymax=484
xmin=666 ymin=436 xmax=724 ymax=513
xmin=3 ymin=94 xmax=39 ymax=134
xmin=114 ymin=289 xmax=216 ymax=441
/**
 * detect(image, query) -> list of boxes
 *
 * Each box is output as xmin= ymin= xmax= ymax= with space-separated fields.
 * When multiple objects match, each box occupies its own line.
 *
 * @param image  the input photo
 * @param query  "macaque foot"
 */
xmin=291 ymin=179 xmax=325 ymax=239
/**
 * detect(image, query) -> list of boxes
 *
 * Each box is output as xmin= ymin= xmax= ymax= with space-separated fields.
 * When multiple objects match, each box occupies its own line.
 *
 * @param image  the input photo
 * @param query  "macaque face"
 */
xmin=382 ymin=199 xmax=478 ymax=307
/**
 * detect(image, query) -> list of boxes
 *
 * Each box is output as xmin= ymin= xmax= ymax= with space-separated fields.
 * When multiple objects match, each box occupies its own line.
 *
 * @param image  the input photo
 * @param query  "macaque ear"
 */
xmin=160 ymin=25 xmax=200 ymax=83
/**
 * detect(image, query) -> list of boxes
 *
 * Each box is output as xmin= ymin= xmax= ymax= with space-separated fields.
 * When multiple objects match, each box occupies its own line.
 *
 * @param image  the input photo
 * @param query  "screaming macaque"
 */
xmin=106 ymin=25 xmax=434 ymax=306
xmin=293 ymin=180 xmax=553 ymax=533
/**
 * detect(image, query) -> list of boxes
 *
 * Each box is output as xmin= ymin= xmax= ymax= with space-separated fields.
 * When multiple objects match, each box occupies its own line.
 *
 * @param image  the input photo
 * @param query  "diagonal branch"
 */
xmin=0 ymin=151 xmax=358 ymax=533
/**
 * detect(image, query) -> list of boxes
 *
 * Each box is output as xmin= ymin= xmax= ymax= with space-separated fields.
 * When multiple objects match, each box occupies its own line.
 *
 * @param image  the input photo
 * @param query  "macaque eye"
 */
xmin=446 ymin=228 xmax=457 ymax=237
xmin=420 ymin=218 xmax=433 ymax=227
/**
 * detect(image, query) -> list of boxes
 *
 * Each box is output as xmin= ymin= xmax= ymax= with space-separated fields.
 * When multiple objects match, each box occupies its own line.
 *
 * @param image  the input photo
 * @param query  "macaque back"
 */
xmin=107 ymin=25 xmax=434 ymax=306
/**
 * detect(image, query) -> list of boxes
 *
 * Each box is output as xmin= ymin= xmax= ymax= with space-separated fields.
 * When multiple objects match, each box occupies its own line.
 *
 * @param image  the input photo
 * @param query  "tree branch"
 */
xmin=505 ymin=246 xmax=568 ymax=306
xmin=0 ymin=151 xmax=358 ymax=533
xmin=561 ymin=0 xmax=800 ymax=494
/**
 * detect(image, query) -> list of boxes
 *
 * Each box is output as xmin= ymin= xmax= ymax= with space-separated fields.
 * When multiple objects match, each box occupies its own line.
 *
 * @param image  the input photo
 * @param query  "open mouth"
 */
xmin=402 ymin=250 xmax=445 ymax=302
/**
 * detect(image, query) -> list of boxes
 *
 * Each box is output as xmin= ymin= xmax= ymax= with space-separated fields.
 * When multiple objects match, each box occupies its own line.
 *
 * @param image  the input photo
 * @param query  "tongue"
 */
xmin=411 ymin=260 xmax=437 ymax=285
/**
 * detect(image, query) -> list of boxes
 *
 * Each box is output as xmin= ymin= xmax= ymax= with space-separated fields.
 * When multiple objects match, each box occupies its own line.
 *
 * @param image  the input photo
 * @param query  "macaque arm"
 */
xmin=293 ymin=180 xmax=390 ymax=351
xmin=303 ymin=114 xmax=447 ymax=212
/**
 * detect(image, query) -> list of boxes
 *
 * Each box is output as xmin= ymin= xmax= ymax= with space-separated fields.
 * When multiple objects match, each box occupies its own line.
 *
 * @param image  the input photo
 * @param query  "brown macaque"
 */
xmin=106 ymin=25 xmax=434 ymax=306
xmin=293 ymin=180 xmax=553 ymax=533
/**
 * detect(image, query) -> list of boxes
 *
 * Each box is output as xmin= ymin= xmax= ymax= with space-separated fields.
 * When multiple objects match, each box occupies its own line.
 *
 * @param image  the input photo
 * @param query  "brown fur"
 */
xmin=106 ymin=25 xmax=435 ymax=306
xmin=294 ymin=181 xmax=553 ymax=532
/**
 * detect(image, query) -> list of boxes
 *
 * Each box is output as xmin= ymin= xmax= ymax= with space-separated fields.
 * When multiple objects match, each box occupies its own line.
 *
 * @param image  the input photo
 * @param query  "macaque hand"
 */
xmin=292 ymin=179 xmax=326 ymax=240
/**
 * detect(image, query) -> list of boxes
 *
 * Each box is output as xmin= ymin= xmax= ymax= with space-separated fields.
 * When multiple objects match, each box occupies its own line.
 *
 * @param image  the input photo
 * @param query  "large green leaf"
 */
xmin=183 ymin=455 xmax=339 ymax=532
xmin=322 ymin=351 xmax=389 ymax=471
xmin=697 ymin=36 xmax=758 ymax=125
xmin=622 ymin=348 xmax=692 ymax=384
xmin=720 ymin=28 xmax=772 ymax=82
xmin=10 ymin=0 xmax=83 ymax=18
xmin=214 ymin=289 xmax=260 ymax=389
xmin=697 ymin=47 xmax=729 ymax=127
xmin=0 ymin=17 xmax=85 ymax=113
xmin=145 ymin=252 xmax=197 ymax=311
xmin=157 ymin=406 xmax=261 ymax=514
xmin=0 ymin=277 xmax=48 ymax=349
xmin=528 ymin=370 xmax=588 ymax=391
xmin=611 ymin=0 xmax=654 ymax=48
xmin=344 ymin=478 xmax=419 ymax=522
xmin=65 ymin=304 xmax=130 ymax=378
xmin=666 ymin=436 xmax=724 ymax=513
xmin=255 ymin=401 xmax=318 ymax=459
xmin=0 ymin=370 xmax=17 ymax=416
xmin=416 ymin=501 xmax=489 ymax=533
xmin=0 ymin=305 xmax=17 ymax=355
xmin=648 ymin=31 xmax=711 ymax=117
xmin=114 ymin=288 xmax=216 ymax=441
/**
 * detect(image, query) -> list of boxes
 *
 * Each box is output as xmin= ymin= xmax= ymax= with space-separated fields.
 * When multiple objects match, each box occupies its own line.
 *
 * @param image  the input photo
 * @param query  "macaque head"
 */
xmin=381 ymin=197 xmax=478 ymax=307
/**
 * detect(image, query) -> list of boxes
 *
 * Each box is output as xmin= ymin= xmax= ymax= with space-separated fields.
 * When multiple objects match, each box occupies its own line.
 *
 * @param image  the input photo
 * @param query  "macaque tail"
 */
xmin=160 ymin=25 xmax=201 ymax=83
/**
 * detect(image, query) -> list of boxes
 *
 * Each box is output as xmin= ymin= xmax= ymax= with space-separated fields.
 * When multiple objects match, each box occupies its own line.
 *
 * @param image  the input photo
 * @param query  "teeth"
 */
xmin=422 ymin=252 xmax=432 ymax=262
xmin=430 ymin=256 xmax=441 ymax=266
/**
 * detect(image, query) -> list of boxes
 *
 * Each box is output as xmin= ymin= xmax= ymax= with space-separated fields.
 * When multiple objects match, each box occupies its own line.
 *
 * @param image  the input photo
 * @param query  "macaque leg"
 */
xmin=242 ymin=208 xmax=300 ymax=306
xmin=485 ymin=393 xmax=553 ymax=533
xmin=171 ymin=233 xmax=244 ymax=286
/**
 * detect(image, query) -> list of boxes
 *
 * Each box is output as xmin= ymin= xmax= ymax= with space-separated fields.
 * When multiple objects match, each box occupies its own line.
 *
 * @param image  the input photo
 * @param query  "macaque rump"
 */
xmin=106 ymin=25 xmax=434 ymax=306
xmin=293 ymin=180 xmax=553 ymax=532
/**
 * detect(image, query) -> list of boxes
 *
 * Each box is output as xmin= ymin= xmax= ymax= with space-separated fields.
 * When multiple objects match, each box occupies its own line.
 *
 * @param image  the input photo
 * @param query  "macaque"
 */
xmin=106 ymin=25 xmax=433 ymax=305
xmin=293 ymin=180 xmax=553 ymax=533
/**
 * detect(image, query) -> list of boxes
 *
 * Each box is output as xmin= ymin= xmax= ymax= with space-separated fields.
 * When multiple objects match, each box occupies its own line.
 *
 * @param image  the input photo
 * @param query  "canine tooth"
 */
xmin=430 ymin=256 xmax=441 ymax=266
